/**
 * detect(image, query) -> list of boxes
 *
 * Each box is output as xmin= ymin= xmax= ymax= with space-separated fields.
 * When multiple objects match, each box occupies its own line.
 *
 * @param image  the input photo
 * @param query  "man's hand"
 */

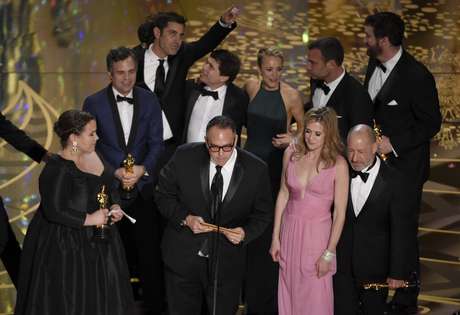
xmin=222 ymin=227 xmax=245 ymax=245
xmin=387 ymin=277 xmax=407 ymax=289
xmin=114 ymin=165 xmax=145 ymax=188
xmin=185 ymin=215 xmax=212 ymax=234
xmin=221 ymin=6 xmax=240 ymax=25
xmin=272 ymin=133 xmax=292 ymax=149
xmin=377 ymin=135 xmax=393 ymax=155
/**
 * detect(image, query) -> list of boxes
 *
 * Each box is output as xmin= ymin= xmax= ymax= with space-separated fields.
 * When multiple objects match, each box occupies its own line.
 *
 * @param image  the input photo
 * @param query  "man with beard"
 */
xmin=183 ymin=49 xmax=247 ymax=144
xmin=334 ymin=124 xmax=416 ymax=315
xmin=363 ymin=12 xmax=442 ymax=314
xmin=306 ymin=37 xmax=373 ymax=142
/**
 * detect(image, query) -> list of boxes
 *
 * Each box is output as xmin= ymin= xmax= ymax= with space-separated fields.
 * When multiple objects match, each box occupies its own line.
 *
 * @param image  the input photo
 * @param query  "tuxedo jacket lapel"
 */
xmin=106 ymin=87 xmax=128 ymax=153
xmin=183 ymin=86 xmax=201 ymax=139
xmin=162 ymin=55 xmax=178 ymax=101
xmin=374 ymin=60 xmax=402 ymax=107
xmin=356 ymin=166 xmax=386 ymax=218
xmin=126 ymin=88 xmax=140 ymax=152
xmin=222 ymin=85 xmax=237 ymax=117
xmin=200 ymin=153 xmax=211 ymax=207
xmin=137 ymin=48 xmax=146 ymax=84
xmin=364 ymin=59 xmax=377 ymax=88
xmin=221 ymin=154 xmax=244 ymax=210
xmin=325 ymin=78 xmax=344 ymax=114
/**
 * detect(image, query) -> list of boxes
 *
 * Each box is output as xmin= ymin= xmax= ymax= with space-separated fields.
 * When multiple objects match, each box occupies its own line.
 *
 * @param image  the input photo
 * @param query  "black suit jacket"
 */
xmin=308 ymin=72 xmax=374 ymax=141
xmin=134 ymin=21 xmax=236 ymax=141
xmin=0 ymin=112 xmax=46 ymax=163
xmin=155 ymin=144 xmax=273 ymax=279
xmin=1 ymin=113 xmax=46 ymax=253
xmin=364 ymin=50 xmax=441 ymax=185
xmin=336 ymin=161 xmax=416 ymax=282
xmin=182 ymin=80 xmax=248 ymax=144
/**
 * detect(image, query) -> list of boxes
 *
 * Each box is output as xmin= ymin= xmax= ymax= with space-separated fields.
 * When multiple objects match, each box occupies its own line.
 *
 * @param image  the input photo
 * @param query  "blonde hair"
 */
xmin=257 ymin=47 xmax=284 ymax=68
xmin=294 ymin=107 xmax=344 ymax=169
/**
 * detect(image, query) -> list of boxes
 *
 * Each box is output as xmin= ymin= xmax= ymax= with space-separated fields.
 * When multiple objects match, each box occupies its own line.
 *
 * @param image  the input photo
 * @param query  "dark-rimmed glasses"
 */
xmin=206 ymin=140 xmax=235 ymax=153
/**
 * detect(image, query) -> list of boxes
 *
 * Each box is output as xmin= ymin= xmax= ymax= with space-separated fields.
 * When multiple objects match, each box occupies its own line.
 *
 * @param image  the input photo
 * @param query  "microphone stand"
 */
xmin=210 ymin=186 xmax=222 ymax=315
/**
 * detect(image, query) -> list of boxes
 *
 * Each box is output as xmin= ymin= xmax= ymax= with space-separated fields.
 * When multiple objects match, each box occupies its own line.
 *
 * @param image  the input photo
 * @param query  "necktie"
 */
xmin=316 ymin=80 xmax=330 ymax=95
xmin=211 ymin=165 xmax=223 ymax=201
xmin=210 ymin=165 xmax=223 ymax=220
xmin=196 ymin=85 xmax=219 ymax=100
xmin=376 ymin=60 xmax=387 ymax=73
xmin=154 ymin=59 xmax=166 ymax=97
xmin=116 ymin=95 xmax=134 ymax=104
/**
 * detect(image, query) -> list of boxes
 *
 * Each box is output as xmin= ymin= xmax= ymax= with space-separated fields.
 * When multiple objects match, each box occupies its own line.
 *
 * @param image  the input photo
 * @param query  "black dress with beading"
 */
xmin=15 ymin=155 xmax=133 ymax=315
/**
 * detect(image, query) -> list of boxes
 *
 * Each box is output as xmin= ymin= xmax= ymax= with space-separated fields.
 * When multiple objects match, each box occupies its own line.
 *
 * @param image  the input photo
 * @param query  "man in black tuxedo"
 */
xmin=306 ymin=37 xmax=373 ymax=141
xmin=183 ymin=49 xmax=248 ymax=144
xmin=0 ymin=112 xmax=48 ymax=286
xmin=82 ymin=47 xmax=164 ymax=313
xmin=133 ymin=8 xmax=239 ymax=167
xmin=334 ymin=124 xmax=417 ymax=315
xmin=155 ymin=116 xmax=273 ymax=315
xmin=363 ymin=12 xmax=442 ymax=313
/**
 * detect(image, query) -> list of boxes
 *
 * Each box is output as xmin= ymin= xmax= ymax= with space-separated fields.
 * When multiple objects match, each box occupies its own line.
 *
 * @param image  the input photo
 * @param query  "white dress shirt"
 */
xmin=112 ymin=87 xmax=133 ymax=145
xmin=351 ymin=157 xmax=381 ymax=217
xmin=312 ymin=69 xmax=346 ymax=108
xmin=209 ymin=148 xmax=237 ymax=201
xmin=187 ymin=84 xmax=227 ymax=143
xmin=367 ymin=47 xmax=402 ymax=101
xmin=144 ymin=44 xmax=173 ymax=140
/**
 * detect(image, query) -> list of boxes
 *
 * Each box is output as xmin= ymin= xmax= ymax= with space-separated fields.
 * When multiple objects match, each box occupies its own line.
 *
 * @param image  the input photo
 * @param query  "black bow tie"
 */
xmin=350 ymin=170 xmax=369 ymax=182
xmin=196 ymin=85 xmax=219 ymax=100
xmin=315 ymin=80 xmax=331 ymax=95
xmin=351 ymin=158 xmax=377 ymax=183
xmin=376 ymin=60 xmax=387 ymax=73
xmin=116 ymin=95 xmax=134 ymax=104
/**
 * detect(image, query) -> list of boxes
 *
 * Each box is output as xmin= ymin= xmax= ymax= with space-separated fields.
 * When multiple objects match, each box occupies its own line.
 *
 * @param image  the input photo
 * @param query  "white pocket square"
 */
xmin=336 ymin=115 xmax=343 ymax=119
xmin=386 ymin=100 xmax=398 ymax=106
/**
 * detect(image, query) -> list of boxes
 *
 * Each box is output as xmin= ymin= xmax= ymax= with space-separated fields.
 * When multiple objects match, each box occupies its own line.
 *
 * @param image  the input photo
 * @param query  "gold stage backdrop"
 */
xmin=0 ymin=1 xmax=459 ymax=314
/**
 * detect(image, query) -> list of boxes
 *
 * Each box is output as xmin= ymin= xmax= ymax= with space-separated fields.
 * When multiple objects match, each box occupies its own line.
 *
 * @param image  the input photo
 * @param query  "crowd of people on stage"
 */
xmin=0 ymin=6 xmax=442 ymax=315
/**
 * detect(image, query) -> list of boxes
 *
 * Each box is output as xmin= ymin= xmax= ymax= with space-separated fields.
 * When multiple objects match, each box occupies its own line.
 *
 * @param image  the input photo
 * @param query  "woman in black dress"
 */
xmin=15 ymin=110 xmax=134 ymax=315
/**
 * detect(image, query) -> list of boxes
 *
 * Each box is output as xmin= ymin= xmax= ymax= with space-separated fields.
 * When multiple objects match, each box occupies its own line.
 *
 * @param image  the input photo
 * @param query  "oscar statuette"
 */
xmin=93 ymin=185 xmax=111 ymax=241
xmin=120 ymin=153 xmax=137 ymax=200
xmin=373 ymin=119 xmax=388 ymax=162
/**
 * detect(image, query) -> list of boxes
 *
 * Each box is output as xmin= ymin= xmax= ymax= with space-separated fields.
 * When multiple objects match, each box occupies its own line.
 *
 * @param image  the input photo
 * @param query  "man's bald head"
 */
xmin=347 ymin=124 xmax=378 ymax=171
xmin=347 ymin=124 xmax=376 ymax=145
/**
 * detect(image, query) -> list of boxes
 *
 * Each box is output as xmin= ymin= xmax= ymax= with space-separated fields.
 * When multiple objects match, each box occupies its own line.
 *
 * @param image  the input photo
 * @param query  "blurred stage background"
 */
xmin=0 ymin=0 xmax=459 ymax=314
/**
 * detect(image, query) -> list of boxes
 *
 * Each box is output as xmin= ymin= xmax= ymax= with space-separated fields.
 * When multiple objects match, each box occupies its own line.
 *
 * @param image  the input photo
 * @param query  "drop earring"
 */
xmin=72 ymin=141 xmax=78 ymax=153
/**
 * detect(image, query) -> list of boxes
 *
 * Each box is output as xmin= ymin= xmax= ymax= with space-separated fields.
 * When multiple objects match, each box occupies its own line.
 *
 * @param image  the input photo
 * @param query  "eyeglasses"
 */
xmin=206 ymin=142 xmax=234 ymax=153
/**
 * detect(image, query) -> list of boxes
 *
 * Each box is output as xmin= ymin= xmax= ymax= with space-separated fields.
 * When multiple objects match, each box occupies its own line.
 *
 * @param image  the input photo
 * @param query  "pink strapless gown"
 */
xmin=278 ymin=159 xmax=336 ymax=315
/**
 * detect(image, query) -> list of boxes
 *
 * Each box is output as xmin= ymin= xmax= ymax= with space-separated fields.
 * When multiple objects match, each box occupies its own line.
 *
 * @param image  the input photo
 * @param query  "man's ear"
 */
xmin=153 ymin=26 xmax=161 ymax=40
xmin=219 ymin=75 xmax=230 ymax=85
xmin=371 ymin=142 xmax=378 ymax=155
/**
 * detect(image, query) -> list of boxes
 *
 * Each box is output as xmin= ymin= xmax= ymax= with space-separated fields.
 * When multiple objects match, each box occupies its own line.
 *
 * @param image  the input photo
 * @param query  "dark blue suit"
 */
xmin=83 ymin=84 xmax=164 ymax=311
xmin=82 ymin=85 xmax=163 ymax=196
